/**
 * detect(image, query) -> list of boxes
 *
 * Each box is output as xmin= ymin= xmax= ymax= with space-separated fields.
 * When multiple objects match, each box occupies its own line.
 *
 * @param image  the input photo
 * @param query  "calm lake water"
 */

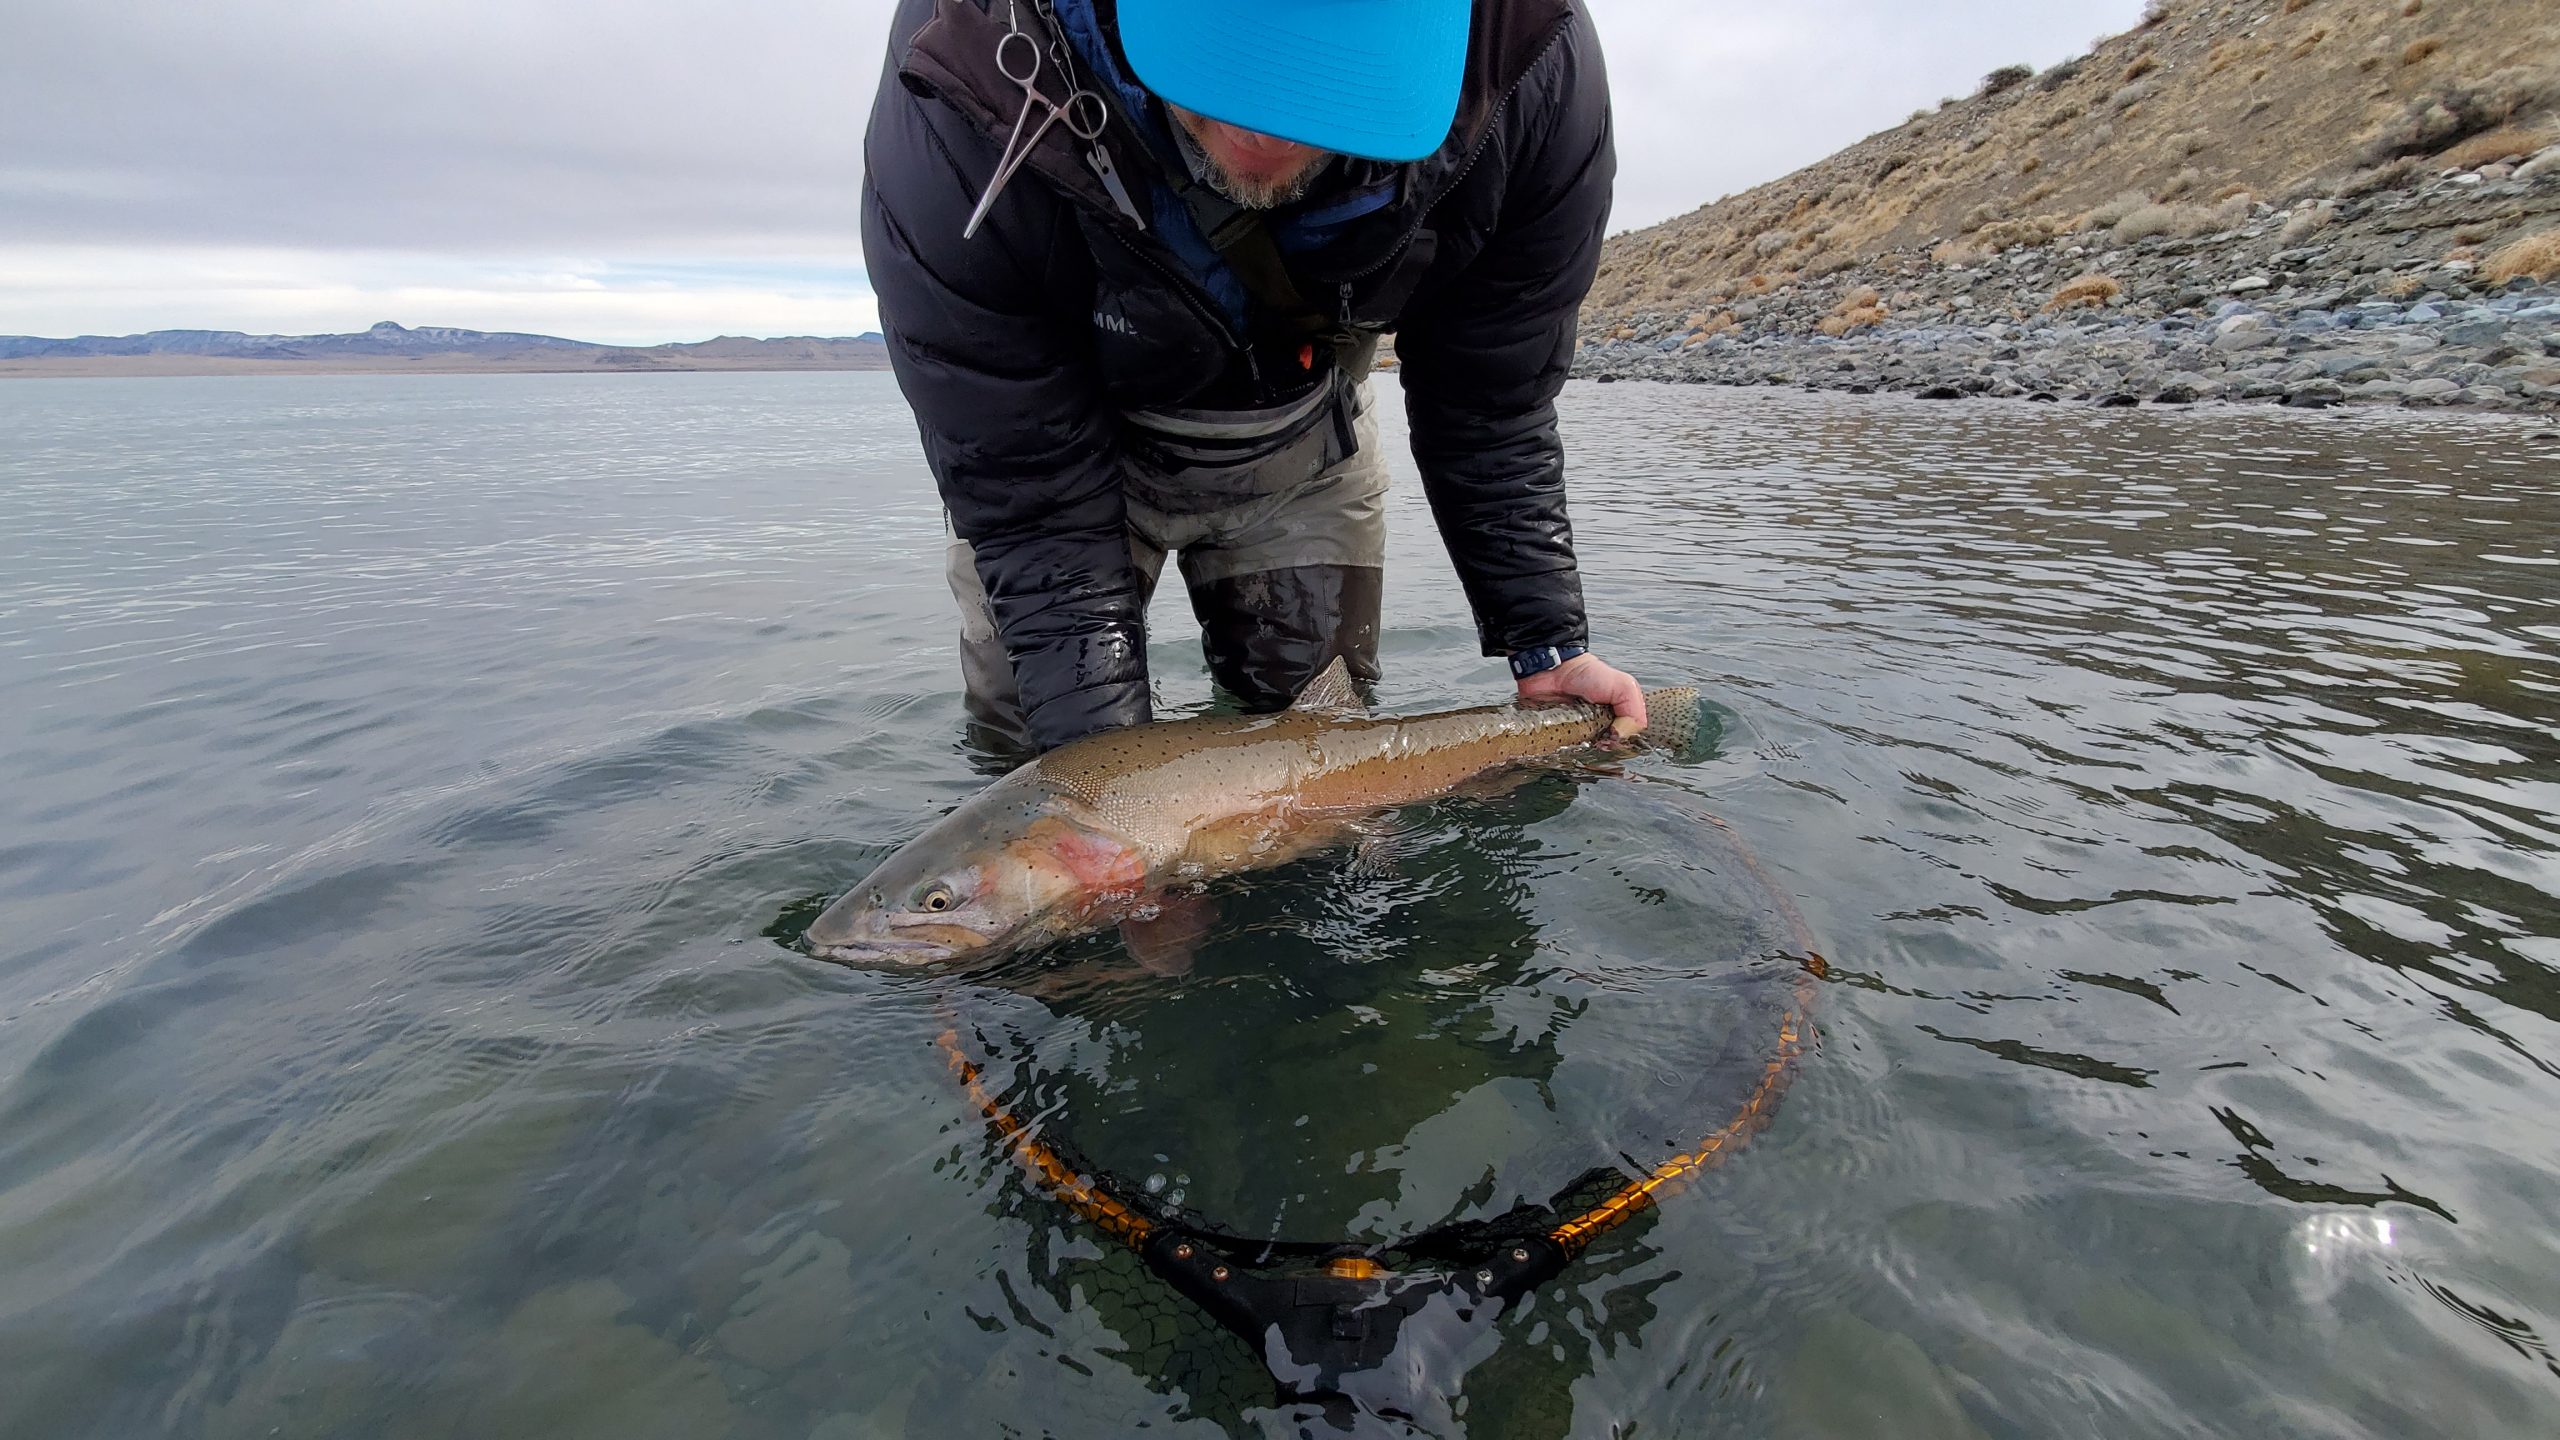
xmin=1 ymin=371 xmax=2555 ymax=1439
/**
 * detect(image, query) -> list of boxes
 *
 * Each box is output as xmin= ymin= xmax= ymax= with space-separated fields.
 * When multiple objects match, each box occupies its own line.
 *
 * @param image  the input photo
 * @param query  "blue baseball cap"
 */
xmin=1115 ymin=0 xmax=1474 ymax=164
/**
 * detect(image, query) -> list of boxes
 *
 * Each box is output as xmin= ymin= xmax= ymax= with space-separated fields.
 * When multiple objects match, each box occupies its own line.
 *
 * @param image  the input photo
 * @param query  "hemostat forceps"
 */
xmin=962 ymin=6 xmax=1109 ymax=239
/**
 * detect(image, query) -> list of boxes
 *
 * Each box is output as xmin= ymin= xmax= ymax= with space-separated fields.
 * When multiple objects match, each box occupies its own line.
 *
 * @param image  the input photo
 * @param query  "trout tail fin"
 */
xmin=1641 ymin=687 xmax=1704 ymax=755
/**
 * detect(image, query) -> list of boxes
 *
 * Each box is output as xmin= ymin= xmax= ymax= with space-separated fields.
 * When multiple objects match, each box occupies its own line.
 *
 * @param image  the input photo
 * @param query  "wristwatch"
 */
xmin=1508 ymin=643 xmax=1588 ymax=680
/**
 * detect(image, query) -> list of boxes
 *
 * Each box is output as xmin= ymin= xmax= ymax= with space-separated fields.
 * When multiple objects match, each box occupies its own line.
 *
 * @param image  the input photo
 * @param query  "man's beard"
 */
xmin=1195 ymin=150 xmax=1323 ymax=210
xmin=1167 ymin=108 xmax=1328 ymax=211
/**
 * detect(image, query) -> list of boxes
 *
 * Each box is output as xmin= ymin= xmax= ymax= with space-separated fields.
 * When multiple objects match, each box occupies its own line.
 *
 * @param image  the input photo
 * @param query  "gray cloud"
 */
xmin=6 ymin=0 xmax=882 ymax=256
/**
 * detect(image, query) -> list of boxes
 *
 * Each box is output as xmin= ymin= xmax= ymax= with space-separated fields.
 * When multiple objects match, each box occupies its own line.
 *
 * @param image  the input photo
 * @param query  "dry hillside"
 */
xmin=1585 ymin=0 xmax=2560 ymax=328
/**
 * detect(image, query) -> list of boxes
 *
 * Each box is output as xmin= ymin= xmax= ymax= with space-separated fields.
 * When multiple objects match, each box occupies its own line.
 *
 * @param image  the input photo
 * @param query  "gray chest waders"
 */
xmin=950 ymin=343 xmax=1387 ymax=749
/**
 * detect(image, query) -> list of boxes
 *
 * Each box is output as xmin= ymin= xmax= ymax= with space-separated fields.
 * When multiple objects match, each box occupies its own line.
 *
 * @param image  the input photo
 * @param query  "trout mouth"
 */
xmin=803 ymin=921 xmax=996 ymax=967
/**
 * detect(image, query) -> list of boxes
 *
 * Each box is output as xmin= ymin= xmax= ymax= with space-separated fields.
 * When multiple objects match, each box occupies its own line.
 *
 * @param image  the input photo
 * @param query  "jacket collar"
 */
xmin=896 ymin=0 xmax=1145 ymax=225
xmin=898 ymin=0 xmax=1576 ymax=236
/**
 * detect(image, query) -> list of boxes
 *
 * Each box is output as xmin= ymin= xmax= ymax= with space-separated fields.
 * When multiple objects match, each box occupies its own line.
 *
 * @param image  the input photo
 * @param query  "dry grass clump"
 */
xmin=2402 ymin=0 xmax=2422 ymax=14
xmin=2107 ymin=194 xmax=2251 ymax=244
xmin=2046 ymin=274 xmax=2124 ymax=311
xmin=2111 ymin=78 xmax=2159 ymax=111
xmin=2279 ymin=201 xmax=2338 ymax=244
xmin=1680 ymin=312 xmax=1739 ymax=345
xmin=1980 ymin=64 xmax=2035 ymax=97
xmin=2483 ymin=230 xmax=2560 ymax=283
xmin=1817 ymin=286 xmax=1889 ymax=337
xmin=2159 ymin=167 xmax=2203 ymax=199
xmin=2083 ymin=190 xmax=2153 ymax=229
xmin=2180 ymin=194 xmax=2256 ymax=236
xmin=2436 ymin=126 xmax=2549 ymax=169
xmin=2336 ymin=156 xmax=2421 ymax=196
xmin=2114 ymin=204 xmax=2181 ymax=242
xmin=2359 ymin=69 xmax=2560 ymax=165
xmin=1978 ymin=215 xmax=2063 ymax=252
xmin=2292 ymin=29 xmax=2330 ymax=59
xmin=2379 ymin=272 xmax=2427 ymax=298
xmin=2123 ymin=53 xmax=2160 ymax=82
xmin=2402 ymin=37 xmax=2443 ymax=66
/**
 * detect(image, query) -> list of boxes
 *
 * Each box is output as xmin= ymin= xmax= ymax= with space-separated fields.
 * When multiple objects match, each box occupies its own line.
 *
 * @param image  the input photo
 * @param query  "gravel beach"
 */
xmin=1577 ymin=163 xmax=2560 ymax=415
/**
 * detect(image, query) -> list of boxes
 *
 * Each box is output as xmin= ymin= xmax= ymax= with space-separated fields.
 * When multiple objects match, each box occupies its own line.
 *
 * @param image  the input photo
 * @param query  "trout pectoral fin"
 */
xmin=1338 ymin=814 xmax=1409 ymax=883
xmin=1120 ymin=892 xmax=1217 ymax=977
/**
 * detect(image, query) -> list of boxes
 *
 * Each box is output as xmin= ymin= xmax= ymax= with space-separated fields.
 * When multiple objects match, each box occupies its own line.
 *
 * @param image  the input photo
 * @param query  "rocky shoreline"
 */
xmin=1576 ymin=163 xmax=2560 ymax=414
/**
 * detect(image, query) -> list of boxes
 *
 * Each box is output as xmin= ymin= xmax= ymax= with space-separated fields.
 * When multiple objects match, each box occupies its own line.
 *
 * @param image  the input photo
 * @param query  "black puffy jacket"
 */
xmin=862 ymin=0 xmax=1614 ymax=750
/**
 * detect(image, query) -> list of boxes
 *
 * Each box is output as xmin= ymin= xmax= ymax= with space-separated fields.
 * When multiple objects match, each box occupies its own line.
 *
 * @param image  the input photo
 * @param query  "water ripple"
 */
xmin=1 ymin=376 xmax=2554 ymax=1438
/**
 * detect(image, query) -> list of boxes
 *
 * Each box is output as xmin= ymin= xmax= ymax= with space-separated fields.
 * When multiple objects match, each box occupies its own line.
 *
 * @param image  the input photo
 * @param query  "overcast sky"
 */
xmin=2 ymin=0 xmax=2144 ymax=344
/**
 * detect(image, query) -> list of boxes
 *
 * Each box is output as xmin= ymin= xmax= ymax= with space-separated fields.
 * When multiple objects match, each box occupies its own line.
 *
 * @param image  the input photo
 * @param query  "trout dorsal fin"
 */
xmin=1290 ymin=657 xmax=1367 ymax=716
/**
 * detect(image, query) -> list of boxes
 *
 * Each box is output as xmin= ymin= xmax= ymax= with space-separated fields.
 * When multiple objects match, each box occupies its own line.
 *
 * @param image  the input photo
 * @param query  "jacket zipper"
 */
xmin=1331 ymin=17 xmax=1576 ymax=300
xmin=1105 ymin=225 xmax=1247 ymax=354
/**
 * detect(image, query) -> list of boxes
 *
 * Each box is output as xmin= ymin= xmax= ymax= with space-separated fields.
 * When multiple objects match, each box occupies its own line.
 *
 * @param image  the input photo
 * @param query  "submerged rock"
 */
xmin=713 ymin=1231 xmax=857 ymax=1373
xmin=461 ymin=1280 xmax=735 ymax=1438
xmin=1775 ymin=1311 xmax=1992 ymax=1440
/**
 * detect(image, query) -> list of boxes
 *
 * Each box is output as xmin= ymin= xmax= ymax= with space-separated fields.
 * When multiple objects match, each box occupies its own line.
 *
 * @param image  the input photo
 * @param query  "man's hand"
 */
xmin=1516 ymin=653 xmax=1648 ymax=738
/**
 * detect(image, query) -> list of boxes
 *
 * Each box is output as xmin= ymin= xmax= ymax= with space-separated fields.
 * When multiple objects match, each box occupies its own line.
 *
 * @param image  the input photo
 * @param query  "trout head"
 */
xmin=803 ymin=773 xmax=1147 ymax=966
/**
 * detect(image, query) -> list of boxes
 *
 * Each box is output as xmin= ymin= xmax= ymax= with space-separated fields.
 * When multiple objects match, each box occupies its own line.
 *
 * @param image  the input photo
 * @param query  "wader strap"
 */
xmin=1122 ymin=377 xmax=1336 ymax=441
xmin=1118 ymin=366 xmax=1360 ymax=486
xmin=1172 ymin=178 xmax=1355 ymax=353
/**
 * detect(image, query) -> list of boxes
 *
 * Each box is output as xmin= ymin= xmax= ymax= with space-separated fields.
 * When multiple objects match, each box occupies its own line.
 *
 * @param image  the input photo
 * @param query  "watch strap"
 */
xmin=1509 ymin=643 xmax=1588 ymax=680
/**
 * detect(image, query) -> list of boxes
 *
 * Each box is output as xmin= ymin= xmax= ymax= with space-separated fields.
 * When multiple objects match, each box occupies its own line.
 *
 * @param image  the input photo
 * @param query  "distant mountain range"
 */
xmin=0 ymin=321 xmax=892 ymax=376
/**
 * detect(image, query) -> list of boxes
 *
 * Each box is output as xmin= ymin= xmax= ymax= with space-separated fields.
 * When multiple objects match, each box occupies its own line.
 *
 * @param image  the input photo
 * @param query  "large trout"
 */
xmin=803 ymin=660 xmax=1701 ymax=966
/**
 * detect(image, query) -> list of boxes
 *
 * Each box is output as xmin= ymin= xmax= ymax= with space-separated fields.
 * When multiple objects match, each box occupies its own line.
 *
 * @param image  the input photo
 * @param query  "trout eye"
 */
xmin=915 ymin=884 xmax=956 ymax=913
